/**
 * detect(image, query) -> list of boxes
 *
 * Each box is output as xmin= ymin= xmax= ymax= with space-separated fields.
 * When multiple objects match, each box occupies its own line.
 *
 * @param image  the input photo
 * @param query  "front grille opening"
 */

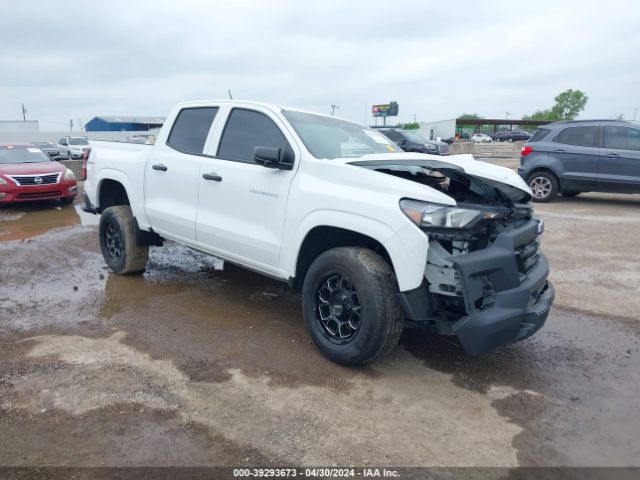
xmin=516 ymin=239 xmax=540 ymax=274
xmin=10 ymin=173 xmax=60 ymax=186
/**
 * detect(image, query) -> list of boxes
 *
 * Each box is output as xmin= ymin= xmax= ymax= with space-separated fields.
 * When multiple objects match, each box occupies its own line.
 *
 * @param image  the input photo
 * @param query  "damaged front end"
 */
xmin=350 ymin=157 xmax=555 ymax=355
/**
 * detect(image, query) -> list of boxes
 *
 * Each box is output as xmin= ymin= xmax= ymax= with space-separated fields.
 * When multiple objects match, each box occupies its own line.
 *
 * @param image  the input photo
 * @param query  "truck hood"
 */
xmin=341 ymin=152 xmax=532 ymax=203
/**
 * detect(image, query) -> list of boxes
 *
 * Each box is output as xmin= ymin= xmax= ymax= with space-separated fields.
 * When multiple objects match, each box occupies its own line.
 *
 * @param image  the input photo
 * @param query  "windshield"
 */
xmin=282 ymin=110 xmax=401 ymax=159
xmin=0 ymin=147 xmax=51 ymax=164
xmin=33 ymin=141 xmax=54 ymax=147
xmin=401 ymin=130 xmax=426 ymax=142
xmin=69 ymin=137 xmax=89 ymax=145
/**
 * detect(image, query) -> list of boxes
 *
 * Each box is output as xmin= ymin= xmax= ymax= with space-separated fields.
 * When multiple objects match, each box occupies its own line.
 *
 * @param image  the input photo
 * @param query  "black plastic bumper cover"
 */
xmin=450 ymin=220 xmax=555 ymax=355
xmin=400 ymin=219 xmax=555 ymax=355
xmin=452 ymin=256 xmax=554 ymax=356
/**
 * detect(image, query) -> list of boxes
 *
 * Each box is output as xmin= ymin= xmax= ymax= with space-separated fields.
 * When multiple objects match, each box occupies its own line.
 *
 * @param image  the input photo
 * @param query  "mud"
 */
xmin=0 ymin=194 xmax=639 ymax=467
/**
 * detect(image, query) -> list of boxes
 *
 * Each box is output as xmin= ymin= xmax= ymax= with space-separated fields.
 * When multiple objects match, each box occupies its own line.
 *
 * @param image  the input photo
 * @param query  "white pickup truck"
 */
xmin=83 ymin=100 xmax=554 ymax=365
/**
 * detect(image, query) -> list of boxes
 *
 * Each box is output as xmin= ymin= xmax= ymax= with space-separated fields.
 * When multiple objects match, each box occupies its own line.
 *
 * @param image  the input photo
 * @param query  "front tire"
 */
xmin=562 ymin=190 xmax=581 ymax=197
xmin=528 ymin=171 xmax=559 ymax=203
xmin=301 ymin=247 xmax=403 ymax=366
xmin=99 ymin=205 xmax=148 ymax=274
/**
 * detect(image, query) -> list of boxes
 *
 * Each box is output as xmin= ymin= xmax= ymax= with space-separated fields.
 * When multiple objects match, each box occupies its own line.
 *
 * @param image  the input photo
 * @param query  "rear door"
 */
xmin=549 ymin=125 xmax=599 ymax=190
xmin=195 ymin=106 xmax=298 ymax=272
xmin=598 ymin=125 xmax=640 ymax=193
xmin=144 ymin=107 xmax=218 ymax=240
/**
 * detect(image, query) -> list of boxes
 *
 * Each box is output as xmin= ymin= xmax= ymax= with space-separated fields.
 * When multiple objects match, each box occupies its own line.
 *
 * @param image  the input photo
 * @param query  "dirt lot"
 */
xmin=1 ymin=184 xmax=639 ymax=468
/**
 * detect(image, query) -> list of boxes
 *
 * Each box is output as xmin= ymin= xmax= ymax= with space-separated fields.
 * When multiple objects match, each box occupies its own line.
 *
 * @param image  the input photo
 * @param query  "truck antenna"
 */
xmin=227 ymin=89 xmax=233 ymax=100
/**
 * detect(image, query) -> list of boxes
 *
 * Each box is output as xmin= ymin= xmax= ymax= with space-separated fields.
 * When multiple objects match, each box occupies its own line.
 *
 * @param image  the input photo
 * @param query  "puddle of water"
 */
xmin=0 ymin=203 xmax=97 ymax=242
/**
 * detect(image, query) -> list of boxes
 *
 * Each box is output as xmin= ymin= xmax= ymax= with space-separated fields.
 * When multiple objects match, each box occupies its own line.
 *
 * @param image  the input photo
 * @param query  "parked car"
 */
xmin=0 ymin=144 xmax=77 ymax=204
xmin=518 ymin=119 xmax=640 ymax=202
xmin=83 ymin=100 xmax=553 ymax=365
xmin=377 ymin=128 xmax=450 ymax=155
xmin=57 ymin=136 xmax=90 ymax=159
xmin=494 ymin=130 xmax=532 ymax=142
xmin=31 ymin=141 xmax=60 ymax=159
xmin=471 ymin=133 xmax=492 ymax=143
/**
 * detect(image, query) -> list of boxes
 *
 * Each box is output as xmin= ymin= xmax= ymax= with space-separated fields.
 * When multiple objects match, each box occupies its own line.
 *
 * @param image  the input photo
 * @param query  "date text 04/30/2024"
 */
xmin=232 ymin=468 xmax=400 ymax=477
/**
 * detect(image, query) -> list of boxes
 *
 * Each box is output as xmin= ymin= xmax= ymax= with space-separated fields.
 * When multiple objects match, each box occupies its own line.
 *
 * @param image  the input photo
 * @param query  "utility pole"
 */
xmin=635 ymin=108 xmax=639 ymax=121
xmin=69 ymin=119 xmax=74 ymax=132
xmin=330 ymin=104 xmax=339 ymax=116
xmin=21 ymin=103 xmax=27 ymax=121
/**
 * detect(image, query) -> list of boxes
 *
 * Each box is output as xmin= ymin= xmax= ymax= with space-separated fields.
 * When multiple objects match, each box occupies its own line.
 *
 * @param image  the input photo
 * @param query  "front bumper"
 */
xmin=400 ymin=219 xmax=555 ymax=355
xmin=452 ymin=256 xmax=554 ymax=355
xmin=0 ymin=180 xmax=77 ymax=203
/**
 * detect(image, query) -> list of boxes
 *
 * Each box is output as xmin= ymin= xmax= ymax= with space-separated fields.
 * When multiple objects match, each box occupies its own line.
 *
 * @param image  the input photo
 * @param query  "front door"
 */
xmin=549 ymin=125 xmax=599 ymax=190
xmin=195 ymin=107 xmax=298 ymax=272
xmin=144 ymin=107 xmax=218 ymax=241
xmin=598 ymin=125 xmax=640 ymax=193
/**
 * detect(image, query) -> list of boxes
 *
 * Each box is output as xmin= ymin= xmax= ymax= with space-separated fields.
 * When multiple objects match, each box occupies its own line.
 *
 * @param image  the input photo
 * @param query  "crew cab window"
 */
xmin=603 ymin=126 xmax=640 ymax=151
xmin=553 ymin=126 xmax=596 ymax=147
xmin=218 ymin=108 xmax=292 ymax=163
xmin=167 ymin=107 xmax=218 ymax=155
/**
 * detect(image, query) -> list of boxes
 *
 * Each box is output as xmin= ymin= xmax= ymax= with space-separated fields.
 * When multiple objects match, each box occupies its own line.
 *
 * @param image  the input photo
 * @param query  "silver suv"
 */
xmin=518 ymin=120 xmax=640 ymax=202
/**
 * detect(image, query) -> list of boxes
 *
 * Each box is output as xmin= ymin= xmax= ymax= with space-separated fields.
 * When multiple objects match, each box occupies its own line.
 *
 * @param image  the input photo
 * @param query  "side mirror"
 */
xmin=253 ymin=146 xmax=293 ymax=170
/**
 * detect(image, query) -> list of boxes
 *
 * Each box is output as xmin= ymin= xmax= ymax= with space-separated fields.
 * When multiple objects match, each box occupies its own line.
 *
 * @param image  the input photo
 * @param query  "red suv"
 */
xmin=0 ymin=144 xmax=77 ymax=204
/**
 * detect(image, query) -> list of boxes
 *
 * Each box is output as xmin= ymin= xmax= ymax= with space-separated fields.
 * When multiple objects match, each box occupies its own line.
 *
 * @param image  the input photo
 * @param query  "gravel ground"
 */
xmin=0 ymin=182 xmax=638 ymax=469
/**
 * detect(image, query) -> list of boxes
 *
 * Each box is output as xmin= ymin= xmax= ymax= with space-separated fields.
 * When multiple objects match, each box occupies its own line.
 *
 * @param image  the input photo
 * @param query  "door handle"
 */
xmin=152 ymin=163 xmax=168 ymax=171
xmin=553 ymin=149 xmax=565 ymax=153
xmin=606 ymin=153 xmax=620 ymax=157
xmin=203 ymin=172 xmax=222 ymax=182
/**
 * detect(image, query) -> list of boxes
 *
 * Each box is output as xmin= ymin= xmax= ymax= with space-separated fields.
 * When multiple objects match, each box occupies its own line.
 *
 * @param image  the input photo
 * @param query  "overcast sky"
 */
xmin=1 ymin=0 xmax=639 ymax=130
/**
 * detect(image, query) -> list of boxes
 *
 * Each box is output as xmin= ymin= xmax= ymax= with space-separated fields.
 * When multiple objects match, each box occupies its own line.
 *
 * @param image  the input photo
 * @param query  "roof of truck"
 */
xmin=174 ymin=99 xmax=357 ymax=124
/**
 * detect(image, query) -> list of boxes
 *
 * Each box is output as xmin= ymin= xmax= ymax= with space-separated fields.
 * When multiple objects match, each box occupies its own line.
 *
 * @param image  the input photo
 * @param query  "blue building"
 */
xmin=85 ymin=116 xmax=165 ymax=132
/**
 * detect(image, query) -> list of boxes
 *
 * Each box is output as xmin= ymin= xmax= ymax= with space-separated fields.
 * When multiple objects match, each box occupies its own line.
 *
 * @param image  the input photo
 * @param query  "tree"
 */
xmin=522 ymin=89 xmax=589 ymax=129
xmin=401 ymin=122 xmax=420 ymax=130
xmin=458 ymin=113 xmax=484 ymax=120
xmin=522 ymin=109 xmax=560 ymax=122
xmin=551 ymin=89 xmax=588 ymax=120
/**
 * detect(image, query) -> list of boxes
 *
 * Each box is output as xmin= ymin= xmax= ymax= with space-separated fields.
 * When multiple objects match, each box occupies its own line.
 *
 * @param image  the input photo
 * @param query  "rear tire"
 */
xmin=301 ymin=247 xmax=403 ymax=366
xmin=527 ymin=171 xmax=559 ymax=203
xmin=99 ymin=205 xmax=148 ymax=274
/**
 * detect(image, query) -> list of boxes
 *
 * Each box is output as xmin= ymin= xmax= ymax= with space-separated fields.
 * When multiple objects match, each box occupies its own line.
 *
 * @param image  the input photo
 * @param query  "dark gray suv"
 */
xmin=518 ymin=120 xmax=640 ymax=202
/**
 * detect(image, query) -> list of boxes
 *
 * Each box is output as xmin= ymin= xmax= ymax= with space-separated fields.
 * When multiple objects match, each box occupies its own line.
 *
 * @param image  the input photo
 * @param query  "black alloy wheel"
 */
xmin=103 ymin=220 xmax=124 ymax=261
xmin=316 ymin=274 xmax=362 ymax=344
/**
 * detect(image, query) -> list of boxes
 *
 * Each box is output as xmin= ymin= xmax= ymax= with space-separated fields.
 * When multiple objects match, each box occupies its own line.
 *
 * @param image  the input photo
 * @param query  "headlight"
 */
xmin=400 ymin=199 xmax=504 ymax=230
xmin=0 ymin=177 xmax=8 ymax=185
xmin=64 ymin=168 xmax=76 ymax=180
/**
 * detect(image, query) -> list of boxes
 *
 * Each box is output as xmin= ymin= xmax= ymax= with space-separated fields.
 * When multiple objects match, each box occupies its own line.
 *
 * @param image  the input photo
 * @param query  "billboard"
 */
xmin=372 ymin=102 xmax=399 ymax=117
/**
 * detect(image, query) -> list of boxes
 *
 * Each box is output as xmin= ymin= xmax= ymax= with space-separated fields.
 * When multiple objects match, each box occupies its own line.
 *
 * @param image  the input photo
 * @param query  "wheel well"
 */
xmin=292 ymin=226 xmax=394 ymax=291
xmin=98 ymin=179 xmax=130 ymax=212
xmin=526 ymin=167 xmax=558 ymax=180
xmin=526 ymin=168 xmax=561 ymax=187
